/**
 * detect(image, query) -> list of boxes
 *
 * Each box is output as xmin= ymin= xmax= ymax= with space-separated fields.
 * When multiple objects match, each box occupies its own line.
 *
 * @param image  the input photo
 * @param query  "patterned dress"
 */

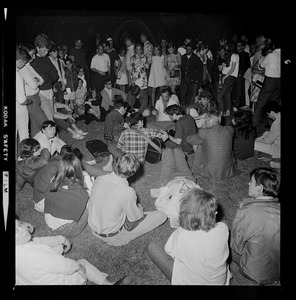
xmin=130 ymin=54 xmax=149 ymax=89
xmin=165 ymin=53 xmax=181 ymax=87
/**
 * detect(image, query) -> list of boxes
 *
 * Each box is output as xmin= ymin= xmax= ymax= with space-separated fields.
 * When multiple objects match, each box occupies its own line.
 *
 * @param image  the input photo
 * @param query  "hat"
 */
xmin=106 ymin=37 xmax=113 ymax=42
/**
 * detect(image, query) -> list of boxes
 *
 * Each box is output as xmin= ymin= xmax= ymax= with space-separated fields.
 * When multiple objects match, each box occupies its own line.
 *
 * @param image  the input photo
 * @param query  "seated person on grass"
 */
xmin=230 ymin=167 xmax=280 ymax=285
xmin=88 ymin=153 xmax=167 ymax=247
xmin=34 ymin=120 xmax=66 ymax=156
xmin=106 ymin=112 xmax=168 ymax=169
xmin=126 ymin=83 xmax=149 ymax=115
xmin=15 ymin=217 xmax=131 ymax=285
xmin=186 ymin=90 xmax=216 ymax=128
xmin=165 ymin=104 xmax=197 ymax=155
xmin=254 ymin=101 xmax=280 ymax=167
xmin=147 ymin=188 xmax=231 ymax=285
xmin=16 ymin=138 xmax=50 ymax=191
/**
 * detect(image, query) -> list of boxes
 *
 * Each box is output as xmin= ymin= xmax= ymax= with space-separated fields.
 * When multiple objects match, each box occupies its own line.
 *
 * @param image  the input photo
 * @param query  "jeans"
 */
xmin=233 ymin=75 xmax=245 ymax=108
xmin=160 ymin=147 xmax=195 ymax=186
xmin=217 ymin=75 xmax=236 ymax=113
xmin=146 ymin=241 xmax=174 ymax=282
xmin=180 ymin=76 xmax=199 ymax=106
xmin=39 ymin=92 xmax=54 ymax=121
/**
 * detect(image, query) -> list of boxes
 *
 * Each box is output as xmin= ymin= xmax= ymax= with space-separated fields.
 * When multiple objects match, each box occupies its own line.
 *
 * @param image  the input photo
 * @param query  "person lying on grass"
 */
xmin=15 ymin=217 xmax=131 ymax=285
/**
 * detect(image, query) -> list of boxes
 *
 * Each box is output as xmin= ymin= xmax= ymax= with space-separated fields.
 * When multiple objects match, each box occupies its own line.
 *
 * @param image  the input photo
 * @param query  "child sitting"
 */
xmin=74 ymin=78 xmax=88 ymax=117
xmin=186 ymin=90 xmax=216 ymax=128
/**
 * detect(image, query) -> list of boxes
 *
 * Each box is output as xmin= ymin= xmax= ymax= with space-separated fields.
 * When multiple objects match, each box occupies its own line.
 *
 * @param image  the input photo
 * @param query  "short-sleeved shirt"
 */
xmin=88 ymin=172 xmax=144 ymax=235
xmin=117 ymin=126 xmax=163 ymax=163
xmin=222 ymin=53 xmax=239 ymax=77
xmin=174 ymin=114 xmax=197 ymax=152
xmin=90 ymin=53 xmax=110 ymax=72
xmin=155 ymin=95 xmax=180 ymax=121
xmin=260 ymin=49 xmax=281 ymax=78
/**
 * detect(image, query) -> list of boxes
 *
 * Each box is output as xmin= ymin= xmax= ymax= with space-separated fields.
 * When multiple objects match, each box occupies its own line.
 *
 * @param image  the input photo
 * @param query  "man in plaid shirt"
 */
xmin=108 ymin=112 xmax=168 ymax=164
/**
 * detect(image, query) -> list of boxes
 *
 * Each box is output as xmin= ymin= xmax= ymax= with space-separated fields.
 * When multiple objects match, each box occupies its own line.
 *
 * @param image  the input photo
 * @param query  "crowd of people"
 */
xmin=15 ymin=28 xmax=281 ymax=286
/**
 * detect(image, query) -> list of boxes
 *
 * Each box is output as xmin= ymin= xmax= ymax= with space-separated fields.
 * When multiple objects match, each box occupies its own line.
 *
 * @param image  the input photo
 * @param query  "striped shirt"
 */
xmin=117 ymin=125 xmax=163 ymax=163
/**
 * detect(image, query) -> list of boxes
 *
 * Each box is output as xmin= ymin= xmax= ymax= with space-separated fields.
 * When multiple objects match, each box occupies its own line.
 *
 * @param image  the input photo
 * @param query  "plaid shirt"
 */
xmin=117 ymin=125 xmax=162 ymax=163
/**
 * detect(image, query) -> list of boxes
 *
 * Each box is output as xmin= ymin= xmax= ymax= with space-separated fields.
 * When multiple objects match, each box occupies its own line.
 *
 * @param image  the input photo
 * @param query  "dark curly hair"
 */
xmin=233 ymin=110 xmax=255 ymax=139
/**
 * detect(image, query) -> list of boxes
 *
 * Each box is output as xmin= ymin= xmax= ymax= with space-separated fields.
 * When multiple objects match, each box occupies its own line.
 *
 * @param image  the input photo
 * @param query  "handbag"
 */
xmin=117 ymin=70 xmax=122 ymax=79
xmin=170 ymin=69 xmax=180 ymax=78
xmin=254 ymin=80 xmax=264 ymax=89
xmin=133 ymin=129 xmax=165 ymax=164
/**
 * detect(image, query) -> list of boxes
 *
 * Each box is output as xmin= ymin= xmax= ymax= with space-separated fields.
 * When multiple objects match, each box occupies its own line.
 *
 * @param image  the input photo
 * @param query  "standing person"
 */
xmin=164 ymin=42 xmax=181 ymax=96
xmin=177 ymin=36 xmax=192 ymax=56
xmin=15 ymin=218 xmax=131 ymax=285
xmin=77 ymin=65 xmax=87 ymax=89
xmin=160 ymin=37 xmax=168 ymax=56
xmin=130 ymin=43 xmax=149 ymax=107
xmin=148 ymin=44 xmax=166 ymax=107
xmin=180 ymin=43 xmax=203 ymax=106
xmin=187 ymin=109 xmax=240 ymax=181
xmin=125 ymin=35 xmax=135 ymax=87
xmin=16 ymin=45 xmax=30 ymax=142
xmin=18 ymin=43 xmax=48 ymax=138
xmin=69 ymin=38 xmax=91 ymax=90
xmin=147 ymin=188 xmax=231 ymax=285
xmin=195 ymin=43 xmax=212 ymax=86
xmin=217 ymin=40 xmax=239 ymax=116
xmin=90 ymin=43 xmax=110 ymax=95
xmin=103 ymin=40 xmax=121 ymax=87
xmin=30 ymin=33 xmax=59 ymax=121
xmin=165 ymin=104 xmax=197 ymax=155
xmin=44 ymin=153 xmax=89 ymax=238
xmin=232 ymin=40 xmax=251 ymax=111
xmin=63 ymin=57 xmax=78 ymax=110
xmin=252 ymin=42 xmax=281 ymax=128
xmin=88 ymin=153 xmax=167 ymax=247
xmin=48 ymin=44 xmax=67 ymax=105
xmin=140 ymin=32 xmax=153 ymax=79
xmin=116 ymin=45 xmax=128 ymax=93
xmin=230 ymin=167 xmax=280 ymax=285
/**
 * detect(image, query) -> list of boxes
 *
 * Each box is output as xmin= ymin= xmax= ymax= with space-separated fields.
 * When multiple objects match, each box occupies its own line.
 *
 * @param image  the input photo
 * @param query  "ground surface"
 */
xmin=15 ymin=112 xmax=280 ymax=288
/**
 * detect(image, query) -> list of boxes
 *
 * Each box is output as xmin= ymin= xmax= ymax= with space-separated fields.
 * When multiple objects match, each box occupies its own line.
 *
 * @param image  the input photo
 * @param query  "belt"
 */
xmin=97 ymin=226 xmax=123 ymax=238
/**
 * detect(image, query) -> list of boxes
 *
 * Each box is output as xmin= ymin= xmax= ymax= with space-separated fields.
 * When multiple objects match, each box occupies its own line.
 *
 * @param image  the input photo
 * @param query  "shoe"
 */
xmin=270 ymin=161 xmax=280 ymax=169
xmin=72 ymin=133 xmax=84 ymax=140
xmin=75 ymin=129 xmax=88 ymax=135
xmin=223 ymin=110 xmax=230 ymax=117
xmin=233 ymin=107 xmax=238 ymax=112
xmin=114 ymin=275 xmax=132 ymax=285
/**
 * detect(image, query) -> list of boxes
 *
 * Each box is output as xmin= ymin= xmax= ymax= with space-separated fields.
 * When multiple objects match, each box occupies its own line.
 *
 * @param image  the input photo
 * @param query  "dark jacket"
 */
xmin=16 ymin=149 xmax=51 ymax=190
xmin=230 ymin=197 xmax=280 ymax=284
xmin=181 ymin=53 xmax=203 ymax=84
xmin=126 ymin=91 xmax=148 ymax=114
xmin=31 ymin=55 xmax=59 ymax=90
xmin=64 ymin=66 xmax=78 ymax=92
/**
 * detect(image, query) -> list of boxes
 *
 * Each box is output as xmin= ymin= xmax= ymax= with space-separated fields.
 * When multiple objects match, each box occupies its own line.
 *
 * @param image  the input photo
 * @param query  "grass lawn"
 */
xmin=15 ymin=113 xmax=280 ymax=287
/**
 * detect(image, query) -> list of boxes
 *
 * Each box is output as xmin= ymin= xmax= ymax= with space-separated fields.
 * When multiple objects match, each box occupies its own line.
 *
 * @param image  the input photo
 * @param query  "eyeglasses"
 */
xmin=179 ymin=181 xmax=191 ymax=193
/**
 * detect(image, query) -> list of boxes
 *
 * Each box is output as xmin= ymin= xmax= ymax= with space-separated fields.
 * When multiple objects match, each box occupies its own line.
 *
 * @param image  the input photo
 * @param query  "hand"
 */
xmin=67 ymin=115 xmax=75 ymax=122
xmin=23 ymin=221 xmax=34 ymax=233
xmin=64 ymin=105 xmax=72 ymax=112
xmin=62 ymin=237 xmax=72 ymax=253
xmin=78 ymin=263 xmax=86 ymax=275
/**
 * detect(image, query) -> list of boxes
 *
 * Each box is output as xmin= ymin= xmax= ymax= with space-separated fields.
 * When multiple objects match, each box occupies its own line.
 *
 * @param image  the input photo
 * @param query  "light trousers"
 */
xmin=16 ymin=102 xmax=29 ymax=142
xmin=39 ymin=92 xmax=54 ymax=121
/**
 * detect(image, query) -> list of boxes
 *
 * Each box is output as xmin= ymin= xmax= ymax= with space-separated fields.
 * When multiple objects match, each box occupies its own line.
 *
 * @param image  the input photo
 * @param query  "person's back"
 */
xmin=231 ymin=198 xmax=280 ymax=284
xmin=168 ymin=222 xmax=229 ymax=285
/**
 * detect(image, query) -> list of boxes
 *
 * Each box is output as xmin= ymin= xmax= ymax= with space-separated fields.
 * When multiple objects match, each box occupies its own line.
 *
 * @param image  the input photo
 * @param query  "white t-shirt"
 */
xmin=261 ymin=49 xmax=281 ymax=78
xmin=222 ymin=53 xmax=239 ymax=77
xmin=165 ymin=222 xmax=229 ymax=285
xmin=90 ymin=53 xmax=110 ymax=72
xmin=155 ymin=95 xmax=180 ymax=121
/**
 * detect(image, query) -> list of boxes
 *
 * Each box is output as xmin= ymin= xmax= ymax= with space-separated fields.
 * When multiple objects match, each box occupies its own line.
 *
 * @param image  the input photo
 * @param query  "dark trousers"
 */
xmin=92 ymin=72 xmax=109 ymax=95
xmin=27 ymin=93 xmax=48 ymax=137
xmin=180 ymin=76 xmax=199 ymax=106
xmin=233 ymin=75 xmax=246 ymax=108
xmin=217 ymin=75 xmax=236 ymax=113
xmin=252 ymin=76 xmax=281 ymax=126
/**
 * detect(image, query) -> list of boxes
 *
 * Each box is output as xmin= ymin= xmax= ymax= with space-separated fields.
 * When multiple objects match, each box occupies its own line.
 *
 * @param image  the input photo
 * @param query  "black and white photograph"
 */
xmin=3 ymin=7 xmax=290 ymax=298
